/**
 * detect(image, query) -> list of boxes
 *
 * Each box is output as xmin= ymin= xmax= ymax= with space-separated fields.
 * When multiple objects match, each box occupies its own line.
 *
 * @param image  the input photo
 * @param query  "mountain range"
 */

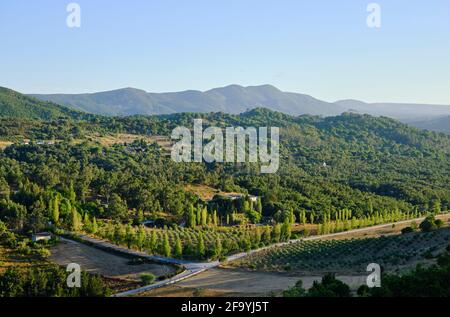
xmin=30 ymin=85 xmax=450 ymax=132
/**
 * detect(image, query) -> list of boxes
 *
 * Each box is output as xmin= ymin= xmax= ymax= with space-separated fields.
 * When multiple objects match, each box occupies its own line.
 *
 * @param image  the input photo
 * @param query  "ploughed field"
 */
xmin=50 ymin=239 xmax=176 ymax=281
xmin=231 ymin=227 xmax=450 ymax=274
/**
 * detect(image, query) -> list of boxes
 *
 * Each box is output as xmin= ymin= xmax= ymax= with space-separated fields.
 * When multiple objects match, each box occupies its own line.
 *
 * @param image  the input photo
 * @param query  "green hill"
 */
xmin=0 ymin=87 xmax=83 ymax=120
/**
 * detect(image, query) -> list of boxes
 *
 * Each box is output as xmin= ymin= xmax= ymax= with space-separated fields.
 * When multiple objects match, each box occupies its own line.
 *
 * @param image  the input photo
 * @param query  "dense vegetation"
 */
xmin=0 ymin=88 xmax=449 ymax=262
xmin=0 ymin=221 xmax=110 ymax=297
xmin=0 ymin=87 xmax=85 ymax=121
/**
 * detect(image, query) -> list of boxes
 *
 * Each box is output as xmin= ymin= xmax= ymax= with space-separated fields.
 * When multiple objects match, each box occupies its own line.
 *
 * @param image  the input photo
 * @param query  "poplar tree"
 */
xmin=163 ymin=233 xmax=171 ymax=257
xmin=214 ymin=238 xmax=222 ymax=258
xmin=197 ymin=233 xmax=205 ymax=258
xmin=174 ymin=235 xmax=182 ymax=258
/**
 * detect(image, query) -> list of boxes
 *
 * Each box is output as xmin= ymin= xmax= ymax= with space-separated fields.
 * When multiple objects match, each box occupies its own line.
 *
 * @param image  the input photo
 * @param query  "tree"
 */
xmin=125 ymin=224 xmax=135 ymax=249
xmin=140 ymin=273 xmax=156 ymax=285
xmin=420 ymin=215 xmax=437 ymax=232
xmin=174 ymin=235 xmax=183 ymax=258
xmin=83 ymin=213 xmax=91 ymax=232
xmin=187 ymin=204 xmax=196 ymax=229
xmin=136 ymin=225 xmax=146 ymax=251
xmin=149 ymin=231 xmax=157 ymax=253
xmin=307 ymin=274 xmax=351 ymax=297
xmin=213 ymin=238 xmax=222 ymax=258
xmin=108 ymin=194 xmax=128 ymax=220
xmin=283 ymin=280 xmax=306 ymax=297
xmin=256 ymin=198 xmax=263 ymax=214
xmin=162 ymin=233 xmax=171 ymax=257
xmin=196 ymin=205 xmax=202 ymax=226
xmin=197 ymin=233 xmax=205 ymax=258
xmin=52 ymin=195 xmax=60 ymax=225
xmin=91 ymin=217 xmax=98 ymax=234
xmin=272 ymin=223 xmax=281 ymax=243
xmin=68 ymin=181 xmax=76 ymax=203
xmin=70 ymin=207 xmax=81 ymax=231
xmin=281 ymin=218 xmax=292 ymax=241
xmin=262 ymin=226 xmax=272 ymax=245
xmin=201 ymin=208 xmax=207 ymax=227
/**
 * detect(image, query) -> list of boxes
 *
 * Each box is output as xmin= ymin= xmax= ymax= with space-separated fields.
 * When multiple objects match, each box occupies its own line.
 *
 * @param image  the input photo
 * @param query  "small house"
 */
xmin=32 ymin=232 xmax=52 ymax=242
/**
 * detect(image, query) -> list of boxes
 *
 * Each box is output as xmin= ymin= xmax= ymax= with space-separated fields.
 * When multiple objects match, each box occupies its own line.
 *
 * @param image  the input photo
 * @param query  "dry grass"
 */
xmin=184 ymin=184 xmax=245 ymax=201
xmin=0 ymin=140 xmax=13 ymax=149
xmin=82 ymin=133 xmax=172 ymax=150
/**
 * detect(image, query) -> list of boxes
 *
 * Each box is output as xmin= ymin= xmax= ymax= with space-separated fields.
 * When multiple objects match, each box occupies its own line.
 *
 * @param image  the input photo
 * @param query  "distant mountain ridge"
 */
xmin=30 ymin=85 xmax=344 ymax=117
xmin=11 ymin=84 xmax=450 ymax=134
xmin=407 ymin=115 xmax=450 ymax=134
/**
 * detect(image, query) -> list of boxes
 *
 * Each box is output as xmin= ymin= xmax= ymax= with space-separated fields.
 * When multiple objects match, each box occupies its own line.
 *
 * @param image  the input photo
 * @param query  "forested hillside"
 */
xmin=0 ymin=90 xmax=449 ymax=260
xmin=0 ymin=87 xmax=84 ymax=121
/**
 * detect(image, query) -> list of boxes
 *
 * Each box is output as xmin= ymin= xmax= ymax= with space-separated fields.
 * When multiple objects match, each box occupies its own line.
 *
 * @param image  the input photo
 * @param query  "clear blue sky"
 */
xmin=1 ymin=0 xmax=449 ymax=104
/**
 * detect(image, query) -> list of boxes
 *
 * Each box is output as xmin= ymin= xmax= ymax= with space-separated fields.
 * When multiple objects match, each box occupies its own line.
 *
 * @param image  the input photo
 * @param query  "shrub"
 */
xmin=401 ymin=227 xmax=414 ymax=234
xmin=140 ymin=273 xmax=156 ymax=285
xmin=420 ymin=216 xmax=437 ymax=232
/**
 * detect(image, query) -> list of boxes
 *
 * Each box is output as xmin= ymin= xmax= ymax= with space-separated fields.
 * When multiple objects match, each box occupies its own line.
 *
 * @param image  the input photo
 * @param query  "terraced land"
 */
xmin=232 ymin=227 xmax=450 ymax=274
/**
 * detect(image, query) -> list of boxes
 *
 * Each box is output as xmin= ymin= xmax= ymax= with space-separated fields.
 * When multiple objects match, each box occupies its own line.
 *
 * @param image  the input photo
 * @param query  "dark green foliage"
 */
xmin=140 ymin=273 xmax=156 ymax=285
xmin=0 ymin=87 xmax=83 ymax=121
xmin=360 ymin=253 xmax=450 ymax=297
xmin=283 ymin=274 xmax=350 ymax=297
xmin=0 ymin=266 xmax=110 ymax=297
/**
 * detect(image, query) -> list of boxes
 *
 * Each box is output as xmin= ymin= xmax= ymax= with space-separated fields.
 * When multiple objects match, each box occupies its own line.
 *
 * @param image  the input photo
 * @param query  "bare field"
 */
xmin=50 ymin=239 xmax=175 ymax=281
xmin=184 ymin=184 xmax=245 ymax=201
xmin=139 ymin=268 xmax=367 ymax=297
xmin=85 ymin=133 xmax=172 ymax=150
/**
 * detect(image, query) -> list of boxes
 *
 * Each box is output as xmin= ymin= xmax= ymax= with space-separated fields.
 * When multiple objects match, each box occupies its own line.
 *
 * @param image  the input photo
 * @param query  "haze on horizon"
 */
xmin=1 ymin=0 xmax=450 ymax=105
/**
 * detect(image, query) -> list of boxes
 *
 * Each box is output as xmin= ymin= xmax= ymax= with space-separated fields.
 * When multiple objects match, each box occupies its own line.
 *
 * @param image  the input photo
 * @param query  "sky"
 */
xmin=0 ymin=0 xmax=449 ymax=104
